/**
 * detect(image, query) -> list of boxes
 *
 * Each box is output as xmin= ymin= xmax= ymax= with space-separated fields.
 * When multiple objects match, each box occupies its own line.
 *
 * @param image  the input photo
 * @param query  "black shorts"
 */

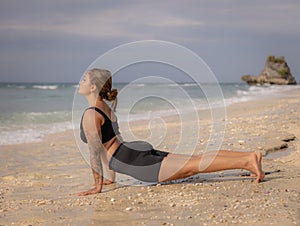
xmin=109 ymin=141 xmax=169 ymax=183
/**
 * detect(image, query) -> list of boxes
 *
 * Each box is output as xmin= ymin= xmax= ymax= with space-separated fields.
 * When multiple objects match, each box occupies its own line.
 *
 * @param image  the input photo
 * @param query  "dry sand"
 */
xmin=0 ymin=89 xmax=299 ymax=225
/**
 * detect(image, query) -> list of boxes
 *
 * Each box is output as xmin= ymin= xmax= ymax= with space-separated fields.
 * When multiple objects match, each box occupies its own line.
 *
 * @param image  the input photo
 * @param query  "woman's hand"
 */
xmin=93 ymin=179 xmax=114 ymax=186
xmin=103 ymin=179 xmax=114 ymax=185
xmin=77 ymin=187 xmax=101 ymax=196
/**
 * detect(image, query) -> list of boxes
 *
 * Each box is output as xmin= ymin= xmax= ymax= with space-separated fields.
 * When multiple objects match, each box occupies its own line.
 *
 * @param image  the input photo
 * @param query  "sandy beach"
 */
xmin=0 ymin=88 xmax=299 ymax=226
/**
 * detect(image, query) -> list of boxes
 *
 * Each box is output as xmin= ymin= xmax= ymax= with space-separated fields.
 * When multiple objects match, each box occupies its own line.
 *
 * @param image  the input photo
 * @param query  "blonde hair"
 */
xmin=87 ymin=68 xmax=118 ymax=111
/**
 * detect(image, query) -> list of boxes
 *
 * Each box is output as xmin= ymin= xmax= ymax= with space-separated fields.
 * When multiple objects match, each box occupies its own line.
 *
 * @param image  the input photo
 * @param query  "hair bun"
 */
xmin=106 ymin=89 xmax=118 ymax=101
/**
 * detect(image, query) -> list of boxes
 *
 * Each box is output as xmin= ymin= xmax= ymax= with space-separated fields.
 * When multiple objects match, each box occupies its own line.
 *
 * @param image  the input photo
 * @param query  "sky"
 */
xmin=0 ymin=0 xmax=299 ymax=83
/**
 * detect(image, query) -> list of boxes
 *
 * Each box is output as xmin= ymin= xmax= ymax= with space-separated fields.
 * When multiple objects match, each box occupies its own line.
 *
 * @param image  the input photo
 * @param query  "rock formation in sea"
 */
xmin=241 ymin=56 xmax=297 ymax=85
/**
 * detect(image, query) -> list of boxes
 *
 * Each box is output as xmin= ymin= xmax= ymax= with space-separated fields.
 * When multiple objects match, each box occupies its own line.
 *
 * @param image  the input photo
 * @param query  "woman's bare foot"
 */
xmin=248 ymin=152 xmax=265 ymax=183
xmin=250 ymin=151 xmax=263 ymax=177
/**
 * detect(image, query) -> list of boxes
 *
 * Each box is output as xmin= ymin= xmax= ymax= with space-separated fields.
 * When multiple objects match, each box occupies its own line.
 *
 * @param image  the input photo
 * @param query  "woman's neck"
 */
xmin=86 ymin=94 xmax=103 ymax=107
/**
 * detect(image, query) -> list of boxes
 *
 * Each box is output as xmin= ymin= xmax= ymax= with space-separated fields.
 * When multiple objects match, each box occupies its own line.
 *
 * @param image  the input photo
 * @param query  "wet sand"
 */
xmin=0 ymin=88 xmax=299 ymax=225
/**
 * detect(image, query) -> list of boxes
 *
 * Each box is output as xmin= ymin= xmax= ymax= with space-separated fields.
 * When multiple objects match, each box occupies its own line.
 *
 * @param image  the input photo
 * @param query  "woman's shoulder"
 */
xmin=95 ymin=104 xmax=117 ymax=122
xmin=84 ymin=103 xmax=117 ymax=122
xmin=83 ymin=107 xmax=105 ymax=125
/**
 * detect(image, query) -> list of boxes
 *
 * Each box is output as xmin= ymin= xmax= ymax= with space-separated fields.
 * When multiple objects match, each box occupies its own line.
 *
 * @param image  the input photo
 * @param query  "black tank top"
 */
xmin=80 ymin=107 xmax=120 ymax=144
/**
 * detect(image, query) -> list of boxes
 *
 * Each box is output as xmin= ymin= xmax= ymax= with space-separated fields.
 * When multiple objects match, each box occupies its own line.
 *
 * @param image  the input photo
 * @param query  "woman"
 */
xmin=77 ymin=68 xmax=264 ymax=196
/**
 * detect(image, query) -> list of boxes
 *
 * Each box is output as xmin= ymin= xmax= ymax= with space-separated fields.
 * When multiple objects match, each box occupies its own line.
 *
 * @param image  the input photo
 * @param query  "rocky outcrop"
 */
xmin=242 ymin=56 xmax=297 ymax=85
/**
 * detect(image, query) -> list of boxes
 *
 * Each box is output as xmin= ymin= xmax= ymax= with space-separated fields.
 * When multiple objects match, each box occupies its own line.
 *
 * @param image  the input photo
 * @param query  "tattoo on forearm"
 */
xmin=88 ymin=134 xmax=103 ymax=174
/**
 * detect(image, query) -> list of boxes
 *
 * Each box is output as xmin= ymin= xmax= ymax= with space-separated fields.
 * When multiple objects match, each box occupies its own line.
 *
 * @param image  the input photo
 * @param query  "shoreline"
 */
xmin=0 ymin=88 xmax=299 ymax=225
xmin=1 ymin=84 xmax=299 ymax=147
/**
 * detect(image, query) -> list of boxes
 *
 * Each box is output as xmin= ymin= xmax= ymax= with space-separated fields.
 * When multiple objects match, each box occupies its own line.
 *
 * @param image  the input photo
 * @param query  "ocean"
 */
xmin=0 ymin=82 xmax=299 ymax=145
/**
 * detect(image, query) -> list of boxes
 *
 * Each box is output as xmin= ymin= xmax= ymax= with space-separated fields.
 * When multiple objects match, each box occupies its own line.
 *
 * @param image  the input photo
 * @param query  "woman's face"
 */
xmin=78 ymin=73 xmax=93 ymax=95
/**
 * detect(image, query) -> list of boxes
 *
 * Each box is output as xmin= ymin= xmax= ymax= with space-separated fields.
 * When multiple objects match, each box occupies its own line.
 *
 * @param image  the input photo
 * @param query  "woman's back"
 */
xmin=81 ymin=101 xmax=123 ymax=157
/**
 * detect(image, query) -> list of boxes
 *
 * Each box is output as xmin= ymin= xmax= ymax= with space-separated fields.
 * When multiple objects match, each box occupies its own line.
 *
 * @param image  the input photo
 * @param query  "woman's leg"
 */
xmin=208 ymin=150 xmax=263 ymax=176
xmin=158 ymin=150 xmax=264 ymax=183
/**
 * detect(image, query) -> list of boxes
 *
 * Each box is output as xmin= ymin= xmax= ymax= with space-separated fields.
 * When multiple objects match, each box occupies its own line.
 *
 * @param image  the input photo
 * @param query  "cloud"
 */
xmin=0 ymin=1 xmax=206 ymax=41
xmin=1 ymin=0 xmax=299 ymax=41
xmin=216 ymin=1 xmax=300 ymax=34
xmin=0 ymin=0 xmax=299 ymax=82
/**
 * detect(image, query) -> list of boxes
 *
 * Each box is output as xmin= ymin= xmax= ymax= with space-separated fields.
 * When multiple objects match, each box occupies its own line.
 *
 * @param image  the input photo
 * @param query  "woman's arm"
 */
xmin=77 ymin=110 xmax=104 ymax=196
xmin=101 ymin=151 xmax=116 ymax=184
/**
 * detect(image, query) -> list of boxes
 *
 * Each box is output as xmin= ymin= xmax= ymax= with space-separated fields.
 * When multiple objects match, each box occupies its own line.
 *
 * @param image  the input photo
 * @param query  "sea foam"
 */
xmin=32 ymin=85 xmax=58 ymax=90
